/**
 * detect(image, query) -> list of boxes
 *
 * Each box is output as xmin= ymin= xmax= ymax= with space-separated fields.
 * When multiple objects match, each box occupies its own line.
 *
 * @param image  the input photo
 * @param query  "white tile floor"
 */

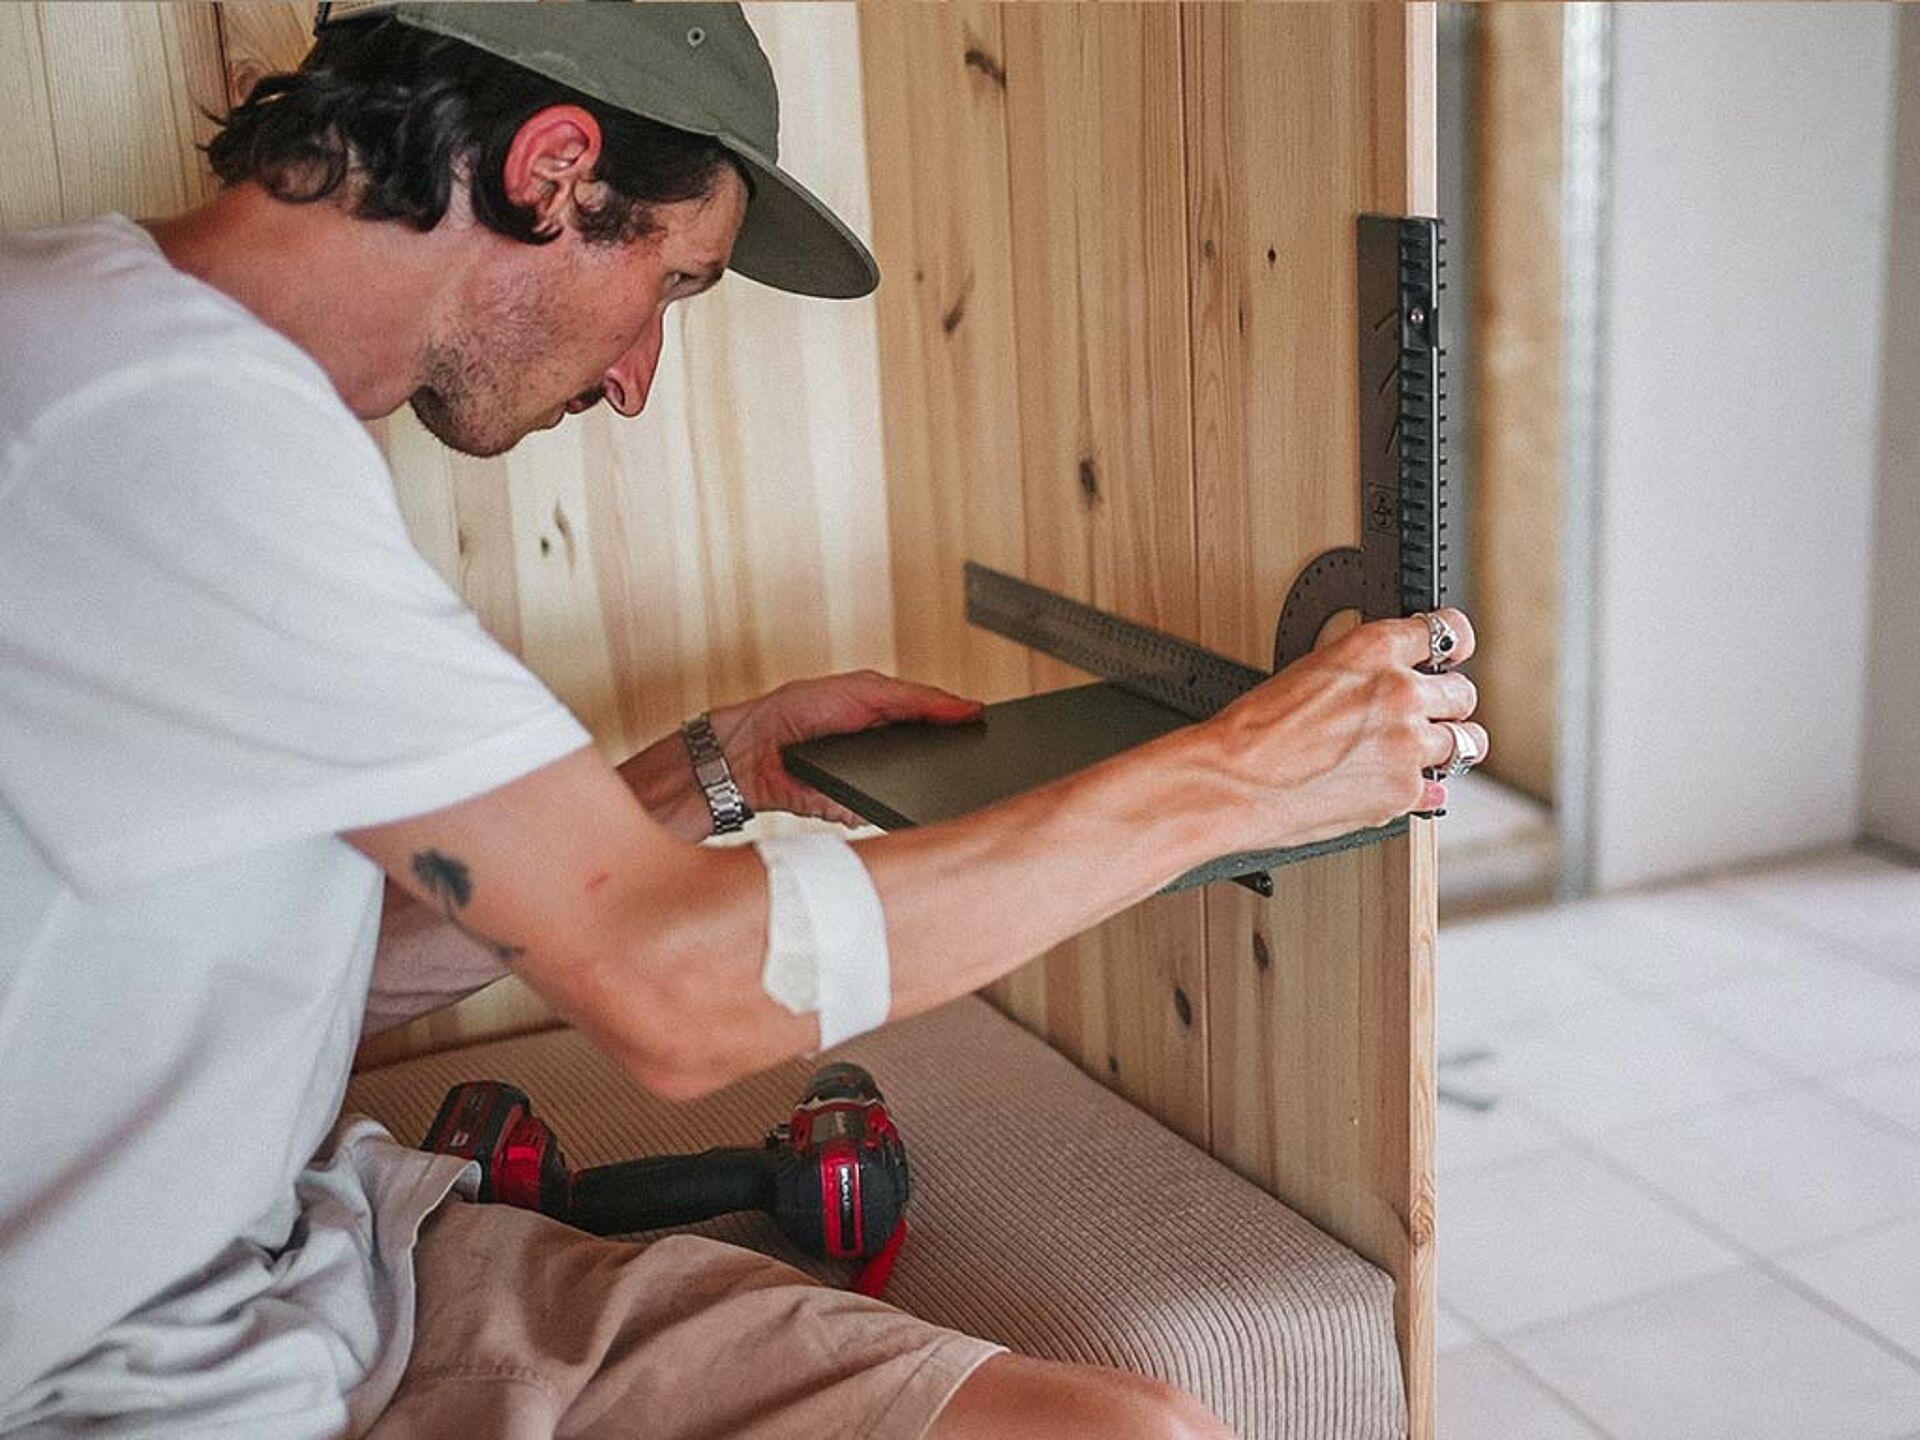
xmin=1438 ymin=845 xmax=1920 ymax=1440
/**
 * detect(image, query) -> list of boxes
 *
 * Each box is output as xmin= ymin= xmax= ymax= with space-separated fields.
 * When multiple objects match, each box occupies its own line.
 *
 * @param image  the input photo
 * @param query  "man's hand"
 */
xmin=619 ymin=670 xmax=984 ymax=839
xmin=707 ymin=670 xmax=985 ymax=826
xmin=1201 ymin=608 xmax=1488 ymax=848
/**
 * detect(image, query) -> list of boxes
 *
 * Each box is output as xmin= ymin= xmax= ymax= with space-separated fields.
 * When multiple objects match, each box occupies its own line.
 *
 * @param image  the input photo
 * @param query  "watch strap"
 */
xmin=682 ymin=712 xmax=753 ymax=835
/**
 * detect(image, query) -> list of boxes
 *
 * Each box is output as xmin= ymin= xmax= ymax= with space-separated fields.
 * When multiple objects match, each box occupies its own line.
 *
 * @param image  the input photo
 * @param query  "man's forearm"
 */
xmin=864 ymin=724 xmax=1233 ymax=1017
xmin=610 ymin=722 xmax=1238 ymax=1097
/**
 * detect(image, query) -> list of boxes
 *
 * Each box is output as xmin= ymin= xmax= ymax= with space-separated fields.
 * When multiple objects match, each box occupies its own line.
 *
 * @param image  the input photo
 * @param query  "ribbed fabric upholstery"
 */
xmin=346 ymin=997 xmax=1407 ymax=1440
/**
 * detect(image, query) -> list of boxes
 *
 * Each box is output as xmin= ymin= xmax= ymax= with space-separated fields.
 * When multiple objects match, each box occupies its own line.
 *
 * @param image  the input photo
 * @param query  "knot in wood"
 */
xmin=962 ymin=44 xmax=1006 ymax=90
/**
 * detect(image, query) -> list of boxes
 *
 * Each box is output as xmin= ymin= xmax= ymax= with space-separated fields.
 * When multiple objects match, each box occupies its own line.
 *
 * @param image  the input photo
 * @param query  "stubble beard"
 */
xmin=410 ymin=340 xmax=524 ymax=459
xmin=409 ymin=269 xmax=563 ymax=459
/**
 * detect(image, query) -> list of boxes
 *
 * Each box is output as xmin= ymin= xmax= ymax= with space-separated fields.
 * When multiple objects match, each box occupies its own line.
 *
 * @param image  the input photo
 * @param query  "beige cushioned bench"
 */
xmin=345 ymin=996 xmax=1407 ymax=1439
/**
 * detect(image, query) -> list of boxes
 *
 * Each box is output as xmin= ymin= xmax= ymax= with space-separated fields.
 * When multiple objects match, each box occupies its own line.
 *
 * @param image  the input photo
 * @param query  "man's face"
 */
xmin=411 ymin=167 xmax=749 ymax=458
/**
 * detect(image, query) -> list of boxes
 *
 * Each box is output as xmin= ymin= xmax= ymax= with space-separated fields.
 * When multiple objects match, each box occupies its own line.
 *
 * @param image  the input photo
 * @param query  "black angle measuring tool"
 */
xmin=784 ymin=215 xmax=1448 ymax=896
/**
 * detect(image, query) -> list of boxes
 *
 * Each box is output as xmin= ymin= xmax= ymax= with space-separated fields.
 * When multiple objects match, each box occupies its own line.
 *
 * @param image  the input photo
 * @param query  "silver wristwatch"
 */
xmin=682 ymin=712 xmax=753 ymax=835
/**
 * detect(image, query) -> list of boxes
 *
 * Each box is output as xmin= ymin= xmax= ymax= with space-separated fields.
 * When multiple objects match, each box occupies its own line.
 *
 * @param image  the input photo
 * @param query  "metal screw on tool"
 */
xmin=1407 ymin=305 xmax=1427 ymax=328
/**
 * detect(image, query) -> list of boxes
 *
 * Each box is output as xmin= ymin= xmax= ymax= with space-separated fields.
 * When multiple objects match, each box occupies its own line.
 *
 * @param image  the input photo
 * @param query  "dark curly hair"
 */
xmin=206 ymin=16 xmax=748 ymax=246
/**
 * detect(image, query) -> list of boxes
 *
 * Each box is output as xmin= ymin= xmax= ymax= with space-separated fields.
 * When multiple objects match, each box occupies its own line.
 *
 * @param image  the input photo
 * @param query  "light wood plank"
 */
xmin=859 ymin=0 xmax=1036 ymax=1025
xmin=997 ymin=4 xmax=1208 ymax=1144
xmin=0 ymin=6 xmax=65 ymax=230
xmin=5 ymin=3 xmax=226 ymax=227
xmin=862 ymin=4 xmax=1211 ymax=1143
xmin=1187 ymin=5 xmax=1436 ymax=1431
xmin=859 ymin=1 xmax=1031 ymax=708
xmin=1470 ymin=4 xmax=1564 ymax=804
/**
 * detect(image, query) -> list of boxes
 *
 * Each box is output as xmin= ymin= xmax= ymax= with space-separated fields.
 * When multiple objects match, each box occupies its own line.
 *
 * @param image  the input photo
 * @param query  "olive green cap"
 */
xmin=316 ymin=1 xmax=879 ymax=299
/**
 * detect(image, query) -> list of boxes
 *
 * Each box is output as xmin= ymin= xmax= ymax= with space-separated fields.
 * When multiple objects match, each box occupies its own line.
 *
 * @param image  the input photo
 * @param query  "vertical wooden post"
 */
xmin=1188 ymin=8 xmax=1437 ymax=1428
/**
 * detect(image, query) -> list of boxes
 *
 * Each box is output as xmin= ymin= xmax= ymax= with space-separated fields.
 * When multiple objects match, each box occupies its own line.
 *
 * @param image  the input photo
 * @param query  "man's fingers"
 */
xmin=1416 ymin=670 xmax=1479 ymax=721
xmin=1420 ymin=720 xmax=1491 ymax=773
xmin=1372 ymin=607 xmax=1476 ymax=671
xmin=860 ymin=674 xmax=986 ymax=724
xmin=818 ymin=797 xmax=872 ymax=829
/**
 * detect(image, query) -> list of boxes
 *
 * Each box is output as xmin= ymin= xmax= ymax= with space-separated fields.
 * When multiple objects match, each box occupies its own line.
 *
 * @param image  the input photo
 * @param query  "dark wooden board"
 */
xmin=784 ymin=680 xmax=1405 ymax=892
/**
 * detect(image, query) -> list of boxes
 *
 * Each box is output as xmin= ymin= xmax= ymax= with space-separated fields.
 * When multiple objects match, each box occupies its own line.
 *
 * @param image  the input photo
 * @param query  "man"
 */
xmin=0 ymin=4 xmax=1485 ymax=1437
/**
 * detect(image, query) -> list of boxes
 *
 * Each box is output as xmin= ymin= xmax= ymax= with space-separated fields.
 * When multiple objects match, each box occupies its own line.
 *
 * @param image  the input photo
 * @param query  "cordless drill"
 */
xmin=419 ymin=1062 xmax=912 ymax=1296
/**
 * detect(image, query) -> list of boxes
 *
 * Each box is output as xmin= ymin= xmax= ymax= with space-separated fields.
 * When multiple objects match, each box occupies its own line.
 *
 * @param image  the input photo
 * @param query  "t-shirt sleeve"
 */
xmin=0 ymin=363 xmax=592 ymax=896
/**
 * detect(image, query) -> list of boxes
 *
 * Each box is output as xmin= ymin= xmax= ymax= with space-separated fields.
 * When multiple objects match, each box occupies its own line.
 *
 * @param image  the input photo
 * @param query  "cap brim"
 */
xmin=722 ymin=143 xmax=879 ymax=300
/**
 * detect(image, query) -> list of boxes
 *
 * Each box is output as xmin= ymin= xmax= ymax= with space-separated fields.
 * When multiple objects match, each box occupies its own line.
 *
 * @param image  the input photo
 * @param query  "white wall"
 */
xmin=1590 ymin=4 xmax=1899 ymax=890
xmin=1864 ymin=6 xmax=1920 ymax=856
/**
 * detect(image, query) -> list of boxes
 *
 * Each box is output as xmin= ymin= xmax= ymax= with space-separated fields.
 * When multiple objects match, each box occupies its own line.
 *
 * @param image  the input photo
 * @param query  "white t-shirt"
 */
xmin=0 ymin=215 xmax=593 ymax=1435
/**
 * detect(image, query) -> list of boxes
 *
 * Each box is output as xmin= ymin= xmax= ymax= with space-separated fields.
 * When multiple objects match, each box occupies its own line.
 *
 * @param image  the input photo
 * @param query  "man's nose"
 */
xmin=602 ymin=316 xmax=665 ymax=418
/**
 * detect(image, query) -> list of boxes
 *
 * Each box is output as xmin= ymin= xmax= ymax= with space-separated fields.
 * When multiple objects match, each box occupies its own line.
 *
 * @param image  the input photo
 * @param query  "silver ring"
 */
xmin=1439 ymin=721 xmax=1481 ymax=780
xmin=1418 ymin=612 xmax=1460 ymax=672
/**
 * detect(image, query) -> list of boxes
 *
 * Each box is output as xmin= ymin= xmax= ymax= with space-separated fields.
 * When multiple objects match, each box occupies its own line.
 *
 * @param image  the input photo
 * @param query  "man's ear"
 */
xmin=501 ymin=104 xmax=605 ymax=239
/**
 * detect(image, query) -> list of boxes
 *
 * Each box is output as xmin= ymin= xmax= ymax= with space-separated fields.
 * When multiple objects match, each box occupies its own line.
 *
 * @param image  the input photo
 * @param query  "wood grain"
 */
xmin=0 ymin=3 xmax=225 ymax=229
xmin=859 ymin=1 xmax=1031 ymax=709
xmin=1185 ymin=5 xmax=1436 ymax=1430
xmin=0 ymin=6 xmax=66 ymax=230
xmin=1470 ymin=4 xmax=1564 ymax=804
xmin=997 ymin=4 xmax=1209 ymax=1144
xmin=862 ymin=3 xmax=1211 ymax=1144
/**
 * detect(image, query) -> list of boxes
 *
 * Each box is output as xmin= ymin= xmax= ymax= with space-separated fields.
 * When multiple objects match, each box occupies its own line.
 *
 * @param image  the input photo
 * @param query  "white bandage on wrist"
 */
xmin=752 ymin=832 xmax=892 ymax=1051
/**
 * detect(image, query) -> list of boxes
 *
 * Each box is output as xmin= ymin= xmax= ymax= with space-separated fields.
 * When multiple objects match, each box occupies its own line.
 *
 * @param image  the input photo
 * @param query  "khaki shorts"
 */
xmin=366 ymin=1199 xmax=1007 ymax=1440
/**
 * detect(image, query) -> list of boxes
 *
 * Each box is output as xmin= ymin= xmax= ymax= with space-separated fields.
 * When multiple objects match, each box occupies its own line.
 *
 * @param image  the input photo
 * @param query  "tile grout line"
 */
xmin=1446 ymin=843 xmax=1920 ymax=1004
xmin=1766 ymin=1205 xmax=1920 ymax=1266
xmin=1439 ymin=1305 xmax=1617 ymax=1440
xmin=1616 ymin=969 xmax=1920 ymax=1156
xmin=1455 ymin=1251 xmax=1748 ymax=1366
xmin=1694 ymin=861 xmax=1920 ymax=993
xmin=1491 ymin=1104 xmax=1920 ymax=1381
xmin=1442 ymin=878 xmax=1920 ymax=1170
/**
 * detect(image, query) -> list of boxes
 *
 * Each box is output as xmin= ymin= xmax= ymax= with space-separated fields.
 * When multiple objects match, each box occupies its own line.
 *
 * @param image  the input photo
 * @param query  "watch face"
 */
xmin=695 ymin=757 xmax=732 ymax=788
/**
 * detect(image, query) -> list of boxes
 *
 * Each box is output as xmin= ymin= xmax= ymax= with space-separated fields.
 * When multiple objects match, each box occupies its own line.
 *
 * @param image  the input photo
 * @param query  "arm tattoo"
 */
xmin=410 ymin=849 xmax=526 ymax=962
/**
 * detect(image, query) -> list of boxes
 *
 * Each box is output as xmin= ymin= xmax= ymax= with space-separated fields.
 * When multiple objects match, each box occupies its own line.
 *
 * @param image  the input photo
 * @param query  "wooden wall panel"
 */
xmin=857 ymin=2 xmax=1031 ymax=709
xmin=863 ymin=3 xmax=1210 ymax=1144
xmin=0 ymin=3 xmax=224 ymax=229
xmin=998 ymin=6 xmax=1209 ymax=1144
xmin=862 ymin=19 xmax=1439 ymax=1411
xmin=1469 ymin=5 xmax=1564 ymax=804
xmin=1186 ymin=7 xmax=1438 ymax=1426
xmin=0 ymin=7 xmax=66 ymax=230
